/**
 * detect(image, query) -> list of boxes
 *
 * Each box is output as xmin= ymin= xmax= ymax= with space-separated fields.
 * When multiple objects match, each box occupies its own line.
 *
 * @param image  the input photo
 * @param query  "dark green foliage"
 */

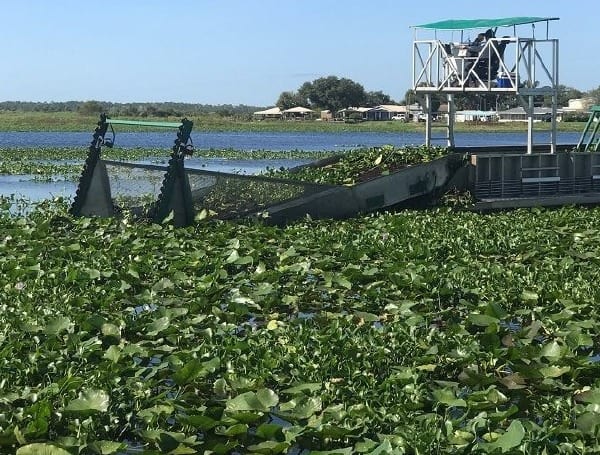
xmin=270 ymin=145 xmax=448 ymax=185
xmin=4 ymin=201 xmax=600 ymax=452
xmin=297 ymin=76 xmax=368 ymax=112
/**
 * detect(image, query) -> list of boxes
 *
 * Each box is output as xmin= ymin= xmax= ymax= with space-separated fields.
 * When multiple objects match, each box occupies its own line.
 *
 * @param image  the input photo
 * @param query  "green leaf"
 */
xmin=468 ymin=313 xmax=499 ymax=327
xmin=479 ymin=420 xmax=525 ymax=453
xmin=310 ymin=448 xmax=353 ymax=455
xmin=16 ymin=444 xmax=72 ymax=455
xmin=247 ymin=440 xmax=289 ymax=454
xmin=43 ymin=317 xmax=71 ymax=336
xmin=432 ymin=388 xmax=467 ymax=407
xmin=353 ymin=311 xmax=379 ymax=322
xmin=226 ymin=388 xmax=279 ymax=412
xmin=334 ymin=276 xmax=352 ymax=289
xmin=145 ymin=316 xmax=170 ymax=336
xmin=521 ymin=290 xmax=538 ymax=303
xmin=101 ymin=323 xmax=120 ymax=338
xmin=366 ymin=439 xmax=393 ymax=455
xmin=540 ymin=341 xmax=562 ymax=360
xmin=277 ymin=396 xmax=322 ymax=420
xmin=266 ymin=319 xmax=279 ymax=330
xmin=103 ymin=345 xmax=121 ymax=363
xmin=87 ymin=268 xmax=101 ymax=279
xmin=576 ymin=412 xmax=600 ymax=433
xmin=574 ymin=389 xmax=600 ymax=404
xmin=24 ymin=400 xmax=51 ymax=438
xmin=152 ymin=277 xmax=174 ymax=291
xmin=138 ymin=404 xmax=175 ymax=423
xmin=234 ymin=255 xmax=254 ymax=265
xmin=539 ymin=366 xmax=570 ymax=378
xmin=173 ymin=357 xmax=220 ymax=386
xmin=485 ymin=302 xmax=508 ymax=319
xmin=215 ymin=423 xmax=248 ymax=436
xmin=64 ymin=389 xmax=109 ymax=415
xmin=256 ymin=423 xmax=284 ymax=439
xmin=226 ymin=250 xmax=240 ymax=263
xmin=179 ymin=414 xmax=218 ymax=431
xmin=281 ymin=383 xmax=322 ymax=395
xmin=86 ymin=440 xmax=127 ymax=454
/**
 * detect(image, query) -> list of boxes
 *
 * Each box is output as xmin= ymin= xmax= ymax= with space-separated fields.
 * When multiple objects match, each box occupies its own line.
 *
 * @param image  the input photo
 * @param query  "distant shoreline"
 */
xmin=0 ymin=111 xmax=586 ymax=133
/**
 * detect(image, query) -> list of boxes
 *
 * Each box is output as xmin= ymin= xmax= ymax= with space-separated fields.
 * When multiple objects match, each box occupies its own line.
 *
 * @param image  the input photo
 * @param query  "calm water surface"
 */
xmin=0 ymin=130 xmax=581 ymax=150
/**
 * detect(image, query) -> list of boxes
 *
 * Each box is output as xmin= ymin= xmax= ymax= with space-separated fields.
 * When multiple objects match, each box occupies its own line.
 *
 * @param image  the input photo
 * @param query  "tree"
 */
xmin=364 ymin=91 xmax=393 ymax=107
xmin=78 ymin=100 xmax=104 ymax=115
xmin=402 ymin=88 xmax=443 ymax=112
xmin=542 ymin=85 xmax=584 ymax=108
xmin=586 ymin=86 xmax=600 ymax=104
xmin=276 ymin=91 xmax=306 ymax=110
xmin=296 ymin=76 xmax=367 ymax=112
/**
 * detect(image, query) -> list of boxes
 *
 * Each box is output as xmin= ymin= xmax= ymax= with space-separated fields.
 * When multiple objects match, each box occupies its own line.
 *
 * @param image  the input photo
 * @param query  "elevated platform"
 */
xmin=412 ymin=17 xmax=558 ymax=94
xmin=411 ymin=16 xmax=560 ymax=153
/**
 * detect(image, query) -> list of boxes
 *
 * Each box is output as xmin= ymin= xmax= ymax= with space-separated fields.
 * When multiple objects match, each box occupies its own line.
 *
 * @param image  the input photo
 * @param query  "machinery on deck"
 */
xmin=412 ymin=16 xmax=560 ymax=153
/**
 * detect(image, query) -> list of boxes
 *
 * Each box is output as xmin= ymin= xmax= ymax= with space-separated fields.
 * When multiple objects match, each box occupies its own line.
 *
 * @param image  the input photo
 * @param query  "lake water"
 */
xmin=0 ymin=157 xmax=310 ymax=203
xmin=0 ymin=130 xmax=581 ymax=203
xmin=0 ymin=130 xmax=581 ymax=150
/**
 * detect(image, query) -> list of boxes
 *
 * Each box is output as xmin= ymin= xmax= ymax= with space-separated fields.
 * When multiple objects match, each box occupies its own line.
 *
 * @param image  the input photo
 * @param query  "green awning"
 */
xmin=413 ymin=17 xmax=559 ymax=30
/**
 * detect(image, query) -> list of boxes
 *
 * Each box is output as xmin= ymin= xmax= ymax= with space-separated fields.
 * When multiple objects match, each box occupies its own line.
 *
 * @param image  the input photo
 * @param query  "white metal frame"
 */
xmin=412 ymin=22 xmax=559 ymax=153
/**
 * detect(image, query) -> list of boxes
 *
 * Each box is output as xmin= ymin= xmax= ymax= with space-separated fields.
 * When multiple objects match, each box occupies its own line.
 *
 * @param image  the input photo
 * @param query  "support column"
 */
xmin=424 ymin=93 xmax=432 ymax=147
xmin=550 ymin=91 xmax=557 ymax=153
xmin=447 ymin=93 xmax=455 ymax=148
xmin=527 ymin=95 xmax=534 ymax=154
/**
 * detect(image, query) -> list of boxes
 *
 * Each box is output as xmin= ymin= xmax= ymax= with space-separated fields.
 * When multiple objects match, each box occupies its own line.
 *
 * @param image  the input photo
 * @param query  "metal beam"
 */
xmin=106 ymin=119 xmax=184 ymax=128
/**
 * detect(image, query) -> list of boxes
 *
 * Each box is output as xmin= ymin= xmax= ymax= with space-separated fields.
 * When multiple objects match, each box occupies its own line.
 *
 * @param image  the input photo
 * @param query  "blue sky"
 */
xmin=1 ymin=0 xmax=597 ymax=106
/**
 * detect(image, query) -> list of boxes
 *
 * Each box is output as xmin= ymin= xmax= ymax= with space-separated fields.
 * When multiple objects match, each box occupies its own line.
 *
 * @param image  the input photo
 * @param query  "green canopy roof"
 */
xmin=413 ymin=17 xmax=559 ymax=30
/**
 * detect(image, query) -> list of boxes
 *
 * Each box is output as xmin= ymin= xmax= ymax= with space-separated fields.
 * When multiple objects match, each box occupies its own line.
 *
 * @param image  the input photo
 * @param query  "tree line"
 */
xmin=0 ymin=101 xmax=264 ymax=118
xmin=2 ymin=77 xmax=599 ymax=118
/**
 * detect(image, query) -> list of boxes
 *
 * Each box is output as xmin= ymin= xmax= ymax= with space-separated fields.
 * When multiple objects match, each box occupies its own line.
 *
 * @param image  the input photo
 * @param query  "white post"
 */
xmin=447 ymin=93 xmax=455 ymax=148
xmin=551 ymin=39 xmax=559 ymax=154
xmin=527 ymin=95 xmax=534 ymax=154
xmin=425 ymin=93 xmax=432 ymax=146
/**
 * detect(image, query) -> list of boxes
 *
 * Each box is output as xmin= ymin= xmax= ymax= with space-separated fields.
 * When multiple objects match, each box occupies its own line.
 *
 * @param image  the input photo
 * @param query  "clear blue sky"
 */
xmin=1 ymin=0 xmax=597 ymax=106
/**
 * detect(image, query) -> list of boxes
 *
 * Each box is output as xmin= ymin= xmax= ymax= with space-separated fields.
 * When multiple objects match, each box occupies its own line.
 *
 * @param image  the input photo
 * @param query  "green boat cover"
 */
xmin=413 ymin=17 xmax=559 ymax=30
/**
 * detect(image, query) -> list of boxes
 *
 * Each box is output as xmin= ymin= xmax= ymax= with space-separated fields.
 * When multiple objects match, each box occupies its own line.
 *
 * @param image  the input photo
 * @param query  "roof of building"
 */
xmin=373 ymin=105 xmax=407 ymax=113
xmin=337 ymin=107 xmax=372 ymax=113
xmin=413 ymin=17 xmax=559 ymax=30
xmin=456 ymin=110 xmax=498 ymax=116
xmin=499 ymin=107 xmax=559 ymax=115
xmin=283 ymin=106 xmax=314 ymax=113
xmin=253 ymin=107 xmax=282 ymax=115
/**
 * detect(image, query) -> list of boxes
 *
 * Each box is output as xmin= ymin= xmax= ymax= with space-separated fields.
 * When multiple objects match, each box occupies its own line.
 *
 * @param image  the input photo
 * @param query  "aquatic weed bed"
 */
xmin=0 ymin=147 xmax=335 ymax=165
xmin=272 ymin=145 xmax=449 ymax=185
xmin=3 ymin=204 xmax=600 ymax=453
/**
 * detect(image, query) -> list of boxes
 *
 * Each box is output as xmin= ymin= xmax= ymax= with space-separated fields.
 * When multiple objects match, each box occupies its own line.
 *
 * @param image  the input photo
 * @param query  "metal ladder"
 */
xmin=576 ymin=106 xmax=600 ymax=152
xmin=423 ymin=93 xmax=455 ymax=148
